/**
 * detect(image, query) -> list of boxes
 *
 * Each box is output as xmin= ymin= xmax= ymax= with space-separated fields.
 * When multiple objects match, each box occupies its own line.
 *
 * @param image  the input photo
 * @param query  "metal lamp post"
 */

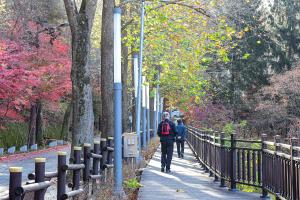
xmin=160 ymin=97 xmax=164 ymax=119
xmin=142 ymin=76 xmax=147 ymax=149
xmin=133 ymin=53 xmax=142 ymax=160
xmin=146 ymin=83 xmax=150 ymax=145
xmin=153 ymin=88 xmax=157 ymax=137
xmin=135 ymin=0 xmax=145 ymax=160
xmin=156 ymin=70 xmax=161 ymax=130
xmin=113 ymin=7 xmax=125 ymax=199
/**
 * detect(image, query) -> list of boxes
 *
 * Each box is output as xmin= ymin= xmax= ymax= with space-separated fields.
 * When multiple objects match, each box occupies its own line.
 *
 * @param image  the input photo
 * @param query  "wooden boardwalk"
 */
xmin=138 ymin=143 xmax=261 ymax=200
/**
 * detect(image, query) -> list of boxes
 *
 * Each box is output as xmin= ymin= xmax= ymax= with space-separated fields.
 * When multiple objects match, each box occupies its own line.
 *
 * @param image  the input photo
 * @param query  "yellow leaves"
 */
xmin=237 ymin=31 xmax=245 ymax=39
xmin=244 ymin=27 xmax=250 ymax=32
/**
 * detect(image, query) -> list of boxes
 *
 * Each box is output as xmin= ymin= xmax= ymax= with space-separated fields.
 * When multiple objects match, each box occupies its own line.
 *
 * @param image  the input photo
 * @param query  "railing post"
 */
xmin=209 ymin=131 xmax=214 ymax=177
xmin=92 ymin=140 xmax=101 ymax=192
xmin=204 ymin=132 xmax=209 ymax=173
xmin=220 ymin=132 xmax=226 ymax=187
xmin=214 ymin=131 xmax=219 ymax=182
xmin=83 ymin=143 xmax=91 ymax=198
xmin=34 ymin=158 xmax=46 ymax=200
xmin=9 ymin=167 xmax=22 ymax=200
xmin=57 ymin=151 xmax=67 ymax=200
xmin=260 ymin=134 xmax=268 ymax=198
xmin=107 ymin=137 xmax=114 ymax=165
xmin=73 ymin=146 xmax=81 ymax=190
xmin=229 ymin=133 xmax=237 ymax=191
xmin=290 ymin=137 xmax=298 ymax=200
xmin=83 ymin=143 xmax=91 ymax=182
xmin=100 ymin=138 xmax=107 ymax=173
xmin=107 ymin=137 xmax=114 ymax=178
xmin=274 ymin=135 xmax=280 ymax=199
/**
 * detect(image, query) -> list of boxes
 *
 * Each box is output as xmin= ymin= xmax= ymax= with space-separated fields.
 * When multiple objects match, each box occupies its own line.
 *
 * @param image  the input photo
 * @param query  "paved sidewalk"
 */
xmin=138 ymin=143 xmax=261 ymax=200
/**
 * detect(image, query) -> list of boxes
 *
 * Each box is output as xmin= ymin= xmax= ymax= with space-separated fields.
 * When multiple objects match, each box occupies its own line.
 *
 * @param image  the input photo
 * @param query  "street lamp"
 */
xmin=113 ymin=7 xmax=125 ymax=199
xmin=142 ymin=76 xmax=147 ymax=149
xmin=133 ymin=53 xmax=142 ymax=160
xmin=135 ymin=0 xmax=146 ymax=161
xmin=146 ymin=83 xmax=150 ymax=145
xmin=160 ymin=97 xmax=164 ymax=119
xmin=153 ymin=88 xmax=157 ymax=137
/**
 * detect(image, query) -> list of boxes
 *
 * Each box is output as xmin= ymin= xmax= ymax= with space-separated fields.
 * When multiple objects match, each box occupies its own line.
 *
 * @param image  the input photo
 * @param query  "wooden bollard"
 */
xmin=57 ymin=151 xmax=67 ymax=199
xmin=107 ymin=137 xmax=114 ymax=165
xmin=9 ymin=167 xmax=22 ymax=200
xmin=92 ymin=140 xmax=101 ymax=193
xmin=83 ymin=144 xmax=91 ymax=182
xmin=100 ymin=138 xmax=107 ymax=171
xmin=34 ymin=158 xmax=46 ymax=200
xmin=73 ymin=146 xmax=81 ymax=190
xmin=93 ymin=140 xmax=101 ymax=176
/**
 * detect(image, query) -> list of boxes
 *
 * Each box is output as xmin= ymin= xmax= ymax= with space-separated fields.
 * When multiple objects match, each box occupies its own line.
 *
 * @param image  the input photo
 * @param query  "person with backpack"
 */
xmin=157 ymin=112 xmax=178 ymax=173
xmin=176 ymin=119 xmax=187 ymax=158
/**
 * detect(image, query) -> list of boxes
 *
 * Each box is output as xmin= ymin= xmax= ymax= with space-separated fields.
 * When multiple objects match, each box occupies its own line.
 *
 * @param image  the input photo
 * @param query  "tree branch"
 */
xmin=79 ymin=0 xmax=87 ymax=13
xmin=121 ymin=0 xmax=211 ymax=31
xmin=85 ymin=0 xmax=98 ymax=30
xmin=63 ymin=0 xmax=78 ymax=32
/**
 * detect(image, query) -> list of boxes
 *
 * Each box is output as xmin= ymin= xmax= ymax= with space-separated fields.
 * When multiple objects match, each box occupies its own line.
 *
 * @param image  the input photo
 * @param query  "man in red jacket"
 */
xmin=157 ymin=112 xmax=178 ymax=173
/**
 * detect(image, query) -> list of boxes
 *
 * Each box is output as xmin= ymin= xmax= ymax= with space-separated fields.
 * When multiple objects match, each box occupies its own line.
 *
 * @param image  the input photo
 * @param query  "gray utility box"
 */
xmin=123 ymin=133 xmax=138 ymax=158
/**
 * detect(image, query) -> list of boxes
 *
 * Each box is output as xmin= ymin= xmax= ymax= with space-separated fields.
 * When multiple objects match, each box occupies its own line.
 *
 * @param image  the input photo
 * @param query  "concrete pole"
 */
xmin=112 ymin=7 xmax=125 ymax=199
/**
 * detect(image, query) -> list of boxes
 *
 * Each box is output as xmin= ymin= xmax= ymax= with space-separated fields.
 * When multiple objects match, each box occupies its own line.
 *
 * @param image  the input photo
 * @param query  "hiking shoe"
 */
xmin=181 ymin=154 xmax=184 ymax=159
xmin=166 ymin=169 xmax=171 ymax=173
xmin=161 ymin=167 xmax=165 ymax=172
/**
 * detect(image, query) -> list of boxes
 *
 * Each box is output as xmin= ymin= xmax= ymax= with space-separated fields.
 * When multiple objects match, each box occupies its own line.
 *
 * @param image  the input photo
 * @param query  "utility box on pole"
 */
xmin=123 ymin=133 xmax=138 ymax=158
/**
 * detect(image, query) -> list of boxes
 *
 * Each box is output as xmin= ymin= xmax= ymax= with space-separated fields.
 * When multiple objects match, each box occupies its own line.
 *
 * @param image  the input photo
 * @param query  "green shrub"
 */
xmin=124 ymin=178 xmax=143 ymax=189
xmin=223 ymin=122 xmax=235 ymax=135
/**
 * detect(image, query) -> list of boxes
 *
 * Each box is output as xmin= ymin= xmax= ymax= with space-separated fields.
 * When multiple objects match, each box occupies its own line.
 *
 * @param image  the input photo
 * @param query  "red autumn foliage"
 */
xmin=0 ymin=23 xmax=71 ymax=122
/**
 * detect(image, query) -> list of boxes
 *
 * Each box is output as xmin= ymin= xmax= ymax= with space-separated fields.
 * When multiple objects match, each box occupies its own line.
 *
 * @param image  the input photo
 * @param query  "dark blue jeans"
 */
xmin=176 ymin=139 xmax=185 ymax=157
xmin=161 ymin=140 xmax=174 ymax=170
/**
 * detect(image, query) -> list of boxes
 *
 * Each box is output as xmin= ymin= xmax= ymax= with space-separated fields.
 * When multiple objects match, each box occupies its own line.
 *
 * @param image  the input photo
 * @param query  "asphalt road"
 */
xmin=0 ymin=145 xmax=70 ymax=198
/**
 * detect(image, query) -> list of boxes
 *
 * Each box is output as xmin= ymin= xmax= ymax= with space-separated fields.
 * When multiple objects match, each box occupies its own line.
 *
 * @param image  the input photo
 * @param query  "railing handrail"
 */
xmin=187 ymin=126 xmax=300 ymax=200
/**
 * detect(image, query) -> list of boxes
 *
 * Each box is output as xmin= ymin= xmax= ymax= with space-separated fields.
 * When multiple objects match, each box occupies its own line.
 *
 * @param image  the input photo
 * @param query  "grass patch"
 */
xmin=0 ymin=122 xmax=63 ymax=150
xmin=43 ymin=124 xmax=63 ymax=140
xmin=0 ymin=123 xmax=27 ymax=149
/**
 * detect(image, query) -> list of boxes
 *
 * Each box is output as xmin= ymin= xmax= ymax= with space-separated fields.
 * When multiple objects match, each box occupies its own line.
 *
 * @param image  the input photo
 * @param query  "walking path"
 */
xmin=138 ymin=143 xmax=261 ymax=200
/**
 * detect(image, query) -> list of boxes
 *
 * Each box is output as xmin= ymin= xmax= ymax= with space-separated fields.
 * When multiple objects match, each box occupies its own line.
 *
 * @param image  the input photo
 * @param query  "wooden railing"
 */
xmin=0 ymin=138 xmax=114 ymax=200
xmin=187 ymin=126 xmax=300 ymax=200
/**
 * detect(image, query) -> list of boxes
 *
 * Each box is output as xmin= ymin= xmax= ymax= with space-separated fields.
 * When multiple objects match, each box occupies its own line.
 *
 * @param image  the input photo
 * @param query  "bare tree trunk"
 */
xmin=101 ymin=0 xmax=114 ymax=138
xmin=122 ymin=21 xmax=129 ymax=133
xmin=35 ymin=100 xmax=43 ymax=146
xmin=61 ymin=102 xmax=72 ymax=140
xmin=28 ymin=102 xmax=37 ymax=146
xmin=63 ymin=0 xmax=98 ymax=147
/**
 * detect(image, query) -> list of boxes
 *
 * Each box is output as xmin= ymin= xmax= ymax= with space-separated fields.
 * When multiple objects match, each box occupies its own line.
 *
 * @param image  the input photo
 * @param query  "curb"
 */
xmin=0 ymin=144 xmax=70 ymax=162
